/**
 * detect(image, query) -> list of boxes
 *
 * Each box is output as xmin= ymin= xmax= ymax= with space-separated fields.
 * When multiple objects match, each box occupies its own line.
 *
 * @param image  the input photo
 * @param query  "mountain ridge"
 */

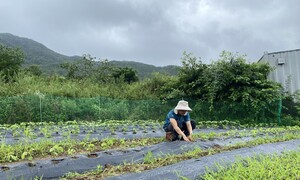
xmin=0 ymin=33 xmax=179 ymax=78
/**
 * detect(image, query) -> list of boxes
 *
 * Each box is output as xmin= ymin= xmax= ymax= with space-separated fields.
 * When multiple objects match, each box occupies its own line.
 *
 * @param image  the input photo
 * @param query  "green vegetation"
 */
xmin=0 ymin=33 xmax=77 ymax=74
xmin=203 ymin=150 xmax=300 ymax=180
xmin=179 ymin=51 xmax=282 ymax=122
xmin=1 ymin=120 xmax=299 ymax=164
xmin=62 ymin=128 xmax=300 ymax=179
xmin=1 ymin=46 xmax=297 ymax=125
xmin=0 ymin=93 xmax=289 ymax=124
xmin=0 ymin=132 xmax=163 ymax=163
xmin=0 ymin=44 xmax=24 ymax=82
xmin=1 ymin=33 xmax=300 ymax=180
xmin=110 ymin=60 xmax=179 ymax=80
xmin=0 ymin=120 xmax=163 ymax=163
xmin=60 ymin=54 xmax=139 ymax=84
xmin=0 ymin=33 xmax=179 ymax=78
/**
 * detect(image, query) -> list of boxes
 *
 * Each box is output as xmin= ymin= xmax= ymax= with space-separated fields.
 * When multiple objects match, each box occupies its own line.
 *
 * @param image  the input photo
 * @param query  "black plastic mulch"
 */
xmin=0 ymin=128 xmax=273 ymax=180
xmin=107 ymin=139 xmax=300 ymax=180
xmin=0 ymin=136 xmax=221 ymax=179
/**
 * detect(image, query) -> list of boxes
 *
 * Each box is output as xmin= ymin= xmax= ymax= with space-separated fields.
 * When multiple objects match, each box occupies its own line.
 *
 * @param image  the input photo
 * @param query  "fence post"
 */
xmin=99 ymin=96 xmax=101 ymax=120
xmin=277 ymin=97 xmax=282 ymax=125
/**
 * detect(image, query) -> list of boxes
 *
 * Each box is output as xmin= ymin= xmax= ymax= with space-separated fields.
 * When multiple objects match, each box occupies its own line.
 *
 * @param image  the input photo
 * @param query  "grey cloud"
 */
xmin=0 ymin=0 xmax=299 ymax=66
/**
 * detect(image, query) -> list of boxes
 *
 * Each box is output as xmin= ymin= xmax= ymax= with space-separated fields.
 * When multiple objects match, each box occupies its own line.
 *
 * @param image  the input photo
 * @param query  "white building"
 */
xmin=258 ymin=49 xmax=300 ymax=94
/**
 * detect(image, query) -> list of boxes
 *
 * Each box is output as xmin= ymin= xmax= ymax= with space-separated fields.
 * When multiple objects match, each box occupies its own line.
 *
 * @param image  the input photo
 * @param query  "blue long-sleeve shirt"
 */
xmin=163 ymin=109 xmax=190 ymax=130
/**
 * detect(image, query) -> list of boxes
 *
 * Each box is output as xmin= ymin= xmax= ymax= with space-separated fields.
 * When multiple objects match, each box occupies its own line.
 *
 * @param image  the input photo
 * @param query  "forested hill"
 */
xmin=0 ymin=33 xmax=78 ymax=74
xmin=110 ymin=60 xmax=179 ymax=79
xmin=0 ymin=33 xmax=179 ymax=78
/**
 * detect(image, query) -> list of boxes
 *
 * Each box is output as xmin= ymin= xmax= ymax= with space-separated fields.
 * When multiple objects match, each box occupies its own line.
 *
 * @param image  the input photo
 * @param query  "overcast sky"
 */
xmin=0 ymin=0 xmax=299 ymax=66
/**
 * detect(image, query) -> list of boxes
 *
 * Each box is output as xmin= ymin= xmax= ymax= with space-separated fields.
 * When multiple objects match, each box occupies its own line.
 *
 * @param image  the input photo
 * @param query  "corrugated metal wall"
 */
xmin=259 ymin=49 xmax=300 ymax=94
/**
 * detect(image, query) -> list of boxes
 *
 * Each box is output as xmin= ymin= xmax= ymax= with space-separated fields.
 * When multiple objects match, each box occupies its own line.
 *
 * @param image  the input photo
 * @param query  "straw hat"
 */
xmin=174 ymin=100 xmax=192 ymax=114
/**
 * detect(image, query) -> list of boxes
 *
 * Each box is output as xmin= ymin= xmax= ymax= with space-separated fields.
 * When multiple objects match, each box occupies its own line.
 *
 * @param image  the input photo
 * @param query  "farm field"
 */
xmin=0 ymin=120 xmax=300 ymax=180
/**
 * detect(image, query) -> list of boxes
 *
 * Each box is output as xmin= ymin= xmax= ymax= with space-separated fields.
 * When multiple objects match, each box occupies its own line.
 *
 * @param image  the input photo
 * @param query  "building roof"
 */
xmin=258 ymin=48 xmax=300 ymax=63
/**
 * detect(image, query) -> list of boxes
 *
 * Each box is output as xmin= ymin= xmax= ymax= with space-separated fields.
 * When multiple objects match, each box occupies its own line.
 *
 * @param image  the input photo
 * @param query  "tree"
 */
xmin=60 ymin=54 xmax=95 ymax=79
xmin=113 ymin=67 xmax=139 ymax=84
xmin=93 ymin=59 xmax=116 ymax=83
xmin=206 ymin=51 xmax=281 ymax=102
xmin=25 ymin=64 xmax=43 ymax=76
xmin=177 ymin=51 xmax=282 ymax=122
xmin=60 ymin=54 xmax=117 ymax=83
xmin=205 ymin=51 xmax=281 ymax=121
xmin=177 ymin=51 xmax=208 ymax=98
xmin=0 ymin=44 xmax=24 ymax=82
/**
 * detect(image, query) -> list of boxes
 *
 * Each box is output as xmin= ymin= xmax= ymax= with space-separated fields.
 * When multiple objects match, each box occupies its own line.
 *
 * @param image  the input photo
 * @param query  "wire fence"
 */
xmin=0 ymin=95 xmax=299 ymax=125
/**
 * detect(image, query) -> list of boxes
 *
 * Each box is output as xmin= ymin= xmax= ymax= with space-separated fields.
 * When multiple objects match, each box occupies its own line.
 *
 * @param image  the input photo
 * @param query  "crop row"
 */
xmin=0 ymin=120 xmax=285 ymax=140
xmin=0 ymin=120 xmax=162 ymax=139
xmin=1 ymin=126 xmax=300 ymax=164
xmin=62 ymin=132 xmax=300 ymax=179
xmin=203 ymin=150 xmax=300 ymax=179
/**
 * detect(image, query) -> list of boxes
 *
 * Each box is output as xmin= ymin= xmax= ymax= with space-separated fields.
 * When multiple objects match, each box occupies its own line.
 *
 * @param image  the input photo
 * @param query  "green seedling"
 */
xmin=143 ymin=151 xmax=155 ymax=164
xmin=24 ymin=127 xmax=37 ymax=139
xmin=49 ymin=144 xmax=64 ymax=156
xmin=40 ymin=126 xmax=52 ymax=138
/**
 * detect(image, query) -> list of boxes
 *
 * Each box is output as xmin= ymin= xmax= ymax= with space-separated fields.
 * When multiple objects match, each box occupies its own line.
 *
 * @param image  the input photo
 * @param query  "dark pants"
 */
xmin=165 ymin=120 xmax=196 ymax=140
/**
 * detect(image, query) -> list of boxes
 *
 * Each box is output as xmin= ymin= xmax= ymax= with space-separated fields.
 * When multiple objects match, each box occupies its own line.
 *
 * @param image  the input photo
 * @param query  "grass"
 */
xmin=202 ymin=149 xmax=300 ymax=180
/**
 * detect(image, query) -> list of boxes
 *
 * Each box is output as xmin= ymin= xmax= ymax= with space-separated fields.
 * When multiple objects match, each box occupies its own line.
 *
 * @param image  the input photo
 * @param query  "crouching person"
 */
xmin=163 ymin=100 xmax=196 ymax=142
